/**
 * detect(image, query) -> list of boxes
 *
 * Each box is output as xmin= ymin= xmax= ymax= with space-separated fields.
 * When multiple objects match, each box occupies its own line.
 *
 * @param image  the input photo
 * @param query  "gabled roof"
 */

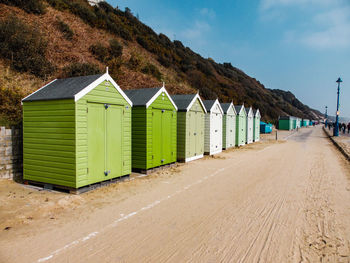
xmin=203 ymin=99 xmax=223 ymax=114
xmin=124 ymin=86 xmax=178 ymax=110
xmin=171 ymin=94 xmax=207 ymax=113
xmin=234 ymin=105 xmax=246 ymax=115
xmin=22 ymin=73 xmax=133 ymax=106
xmin=253 ymin=109 xmax=261 ymax=118
xmin=220 ymin=102 xmax=237 ymax=115
xmin=245 ymin=107 xmax=253 ymax=117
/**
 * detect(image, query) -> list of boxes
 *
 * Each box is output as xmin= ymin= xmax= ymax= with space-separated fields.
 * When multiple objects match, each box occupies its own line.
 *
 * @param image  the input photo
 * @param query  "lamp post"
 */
xmin=325 ymin=106 xmax=328 ymax=127
xmin=333 ymin=77 xmax=343 ymax=136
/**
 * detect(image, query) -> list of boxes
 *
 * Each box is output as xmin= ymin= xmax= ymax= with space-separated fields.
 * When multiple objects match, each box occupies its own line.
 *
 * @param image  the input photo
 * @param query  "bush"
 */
xmin=71 ymin=2 xmax=97 ymax=27
xmin=0 ymin=17 xmax=54 ymax=78
xmin=0 ymin=85 xmax=26 ymax=124
xmin=0 ymin=0 xmax=46 ymax=14
xmin=109 ymin=39 xmax=123 ymax=58
xmin=89 ymin=43 xmax=109 ymax=62
xmin=62 ymin=62 xmax=102 ymax=78
xmin=55 ymin=19 xmax=74 ymax=41
xmin=141 ymin=63 xmax=162 ymax=81
xmin=127 ymin=53 xmax=141 ymax=70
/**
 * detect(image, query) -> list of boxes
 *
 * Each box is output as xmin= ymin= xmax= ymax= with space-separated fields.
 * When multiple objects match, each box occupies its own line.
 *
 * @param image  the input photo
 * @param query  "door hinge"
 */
xmin=161 ymin=109 xmax=165 ymax=113
xmin=86 ymin=107 xmax=88 ymax=113
xmin=152 ymin=155 xmax=154 ymax=159
xmin=87 ymin=168 xmax=89 ymax=174
xmin=104 ymin=104 xmax=110 ymax=109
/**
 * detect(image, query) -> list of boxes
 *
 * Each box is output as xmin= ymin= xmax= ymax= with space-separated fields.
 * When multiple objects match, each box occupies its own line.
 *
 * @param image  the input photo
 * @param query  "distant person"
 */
xmin=348 ymin=123 xmax=350 ymax=134
xmin=343 ymin=123 xmax=346 ymax=134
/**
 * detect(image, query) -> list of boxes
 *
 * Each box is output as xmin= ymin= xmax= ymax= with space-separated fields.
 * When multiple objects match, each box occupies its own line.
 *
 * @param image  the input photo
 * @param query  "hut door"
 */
xmin=195 ymin=112 xmax=203 ymax=155
xmin=87 ymin=103 xmax=106 ymax=184
xmin=152 ymin=109 xmax=162 ymax=166
xmin=228 ymin=115 xmax=234 ymax=147
xmin=188 ymin=112 xmax=196 ymax=157
xmin=161 ymin=110 xmax=173 ymax=164
xmin=106 ymin=105 xmax=122 ymax=179
xmin=87 ymin=103 xmax=122 ymax=184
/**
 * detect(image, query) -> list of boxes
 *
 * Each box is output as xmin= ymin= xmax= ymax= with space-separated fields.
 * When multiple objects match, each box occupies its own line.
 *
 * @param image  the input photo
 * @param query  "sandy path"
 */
xmin=0 ymin=126 xmax=349 ymax=263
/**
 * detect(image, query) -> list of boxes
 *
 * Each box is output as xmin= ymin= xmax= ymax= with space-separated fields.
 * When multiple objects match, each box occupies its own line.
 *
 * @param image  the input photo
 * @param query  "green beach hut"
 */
xmin=124 ymin=86 xmax=177 ymax=172
xmin=171 ymin=94 xmax=207 ymax=162
xmin=221 ymin=102 xmax=236 ymax=149
xmin=235 ymin=105 xmax=247 ymax=146
xmin=278 ymin=116 xmax=294 ymax=130
xmin=22 ymin=72 xmax=133 ymax=189
xmin=253 ymin=109 xmax=261 ymax=142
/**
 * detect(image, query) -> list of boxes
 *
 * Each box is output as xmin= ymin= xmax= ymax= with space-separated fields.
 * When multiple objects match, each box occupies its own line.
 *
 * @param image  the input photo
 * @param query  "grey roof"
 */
xmin=220 ymin=103 xmax=233 ymax=113
xmin=23 ymin=74 xmax=104 ymax=102
xmin=171 ymin=94 xmax=196 ymax=111
xmin=124 ymin=88 xmax=161 ymax=106
xmin=203 ymin=100 xmax=216 ymax=112
xmin=234 ymin=105 xmax=244 ymax=114
xmin=245 ymin=107 xmax=252 ymax=113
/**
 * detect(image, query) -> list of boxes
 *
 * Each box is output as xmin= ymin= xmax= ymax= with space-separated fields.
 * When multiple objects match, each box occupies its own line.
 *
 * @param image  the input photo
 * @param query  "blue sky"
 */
xmin=110 ymin=0 xmax=350 ymax=118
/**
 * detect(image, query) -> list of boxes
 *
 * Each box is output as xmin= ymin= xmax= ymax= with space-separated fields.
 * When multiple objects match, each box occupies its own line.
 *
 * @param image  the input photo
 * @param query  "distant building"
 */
xmin=88 ymin=0 xmax=104 ymax=6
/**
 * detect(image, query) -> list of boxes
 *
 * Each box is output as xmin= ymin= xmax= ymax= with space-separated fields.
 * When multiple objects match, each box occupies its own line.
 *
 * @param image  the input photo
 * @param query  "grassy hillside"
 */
xmin=0 ymin=0 xmax=322 ymax=125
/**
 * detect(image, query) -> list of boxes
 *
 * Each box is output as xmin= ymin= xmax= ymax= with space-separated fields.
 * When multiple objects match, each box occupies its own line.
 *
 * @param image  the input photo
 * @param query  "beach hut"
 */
xmin=171 ymin=94 xmax=206 ymax=162
xmin=279 ymin=116 xmax=294 ymax=130
xmin=235 ymin=105 xmax=247 ymax=146
xmin=260 ymin=121 xmax=273 ymax=134
xmin=302 ymin=119 xmax=309 ymax=127
xmin=203 ymin=99 xmax=223 ymax=155
xmin=124 ymin=86 xmax=177 ymax=172
xmin=253 ymin=109 xmax=261 ymax=142
xmin=220 ymin=102 xmax=236 ymax=150
xmin=246 ymin=107 xmax=254 ymax=144
xmin=22 ymin=72 xmax=133 ymax=189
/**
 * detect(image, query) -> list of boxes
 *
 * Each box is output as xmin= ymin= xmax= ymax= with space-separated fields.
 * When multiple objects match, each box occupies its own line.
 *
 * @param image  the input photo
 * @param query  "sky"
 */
xmin=110 ymin=0 xmax=350 ymax=118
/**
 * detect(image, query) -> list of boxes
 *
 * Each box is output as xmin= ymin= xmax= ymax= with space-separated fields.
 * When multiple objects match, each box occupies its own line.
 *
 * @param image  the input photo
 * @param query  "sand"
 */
xmin=0 ymin=126 xmax=349 ymax=263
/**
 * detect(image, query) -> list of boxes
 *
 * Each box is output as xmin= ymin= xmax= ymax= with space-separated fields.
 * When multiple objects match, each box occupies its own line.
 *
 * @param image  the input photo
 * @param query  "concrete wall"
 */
xmin=0 ymin=126 xmax=22 ymax=180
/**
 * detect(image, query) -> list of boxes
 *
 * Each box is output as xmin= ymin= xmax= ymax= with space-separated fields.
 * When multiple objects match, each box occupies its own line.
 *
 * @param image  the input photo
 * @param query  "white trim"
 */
xmin=21 ymin=79 xmax=58 ymax=104
xmin=184 ymin=154 xmax=204 ymax=162
xmin=186 ymin=94 xmax=207 ymax=113
xmin=231 ymin=103 xmax=237 ymax=115
xmin=74 ymin=73 xmax=133 ymax=106
xmin=222 ymin=102 xmax=236 ymax=116
xmin=237 ymin=105 xmax=246 ymax=116
xmin=207 ymin=149 xmax=222 ymax=155
xmin=209 ymin=99 xmax=224 ymax=115
xmin=145 ymin=86 xmax=178 ymax=110
xmin=254 ymin=109 xmax=261 ymax=118
xmin=254 ymin=138 xmax=260 ymax=142
xmin=246 ymin=107 xmax=253 ymax=117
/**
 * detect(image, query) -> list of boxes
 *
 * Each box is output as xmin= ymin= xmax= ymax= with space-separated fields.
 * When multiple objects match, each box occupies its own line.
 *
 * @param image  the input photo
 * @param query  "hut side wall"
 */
xmin=176 ymin=111 xmax=187 ymax=161
xmin=23 ymin=99 xmax=76 ymax=188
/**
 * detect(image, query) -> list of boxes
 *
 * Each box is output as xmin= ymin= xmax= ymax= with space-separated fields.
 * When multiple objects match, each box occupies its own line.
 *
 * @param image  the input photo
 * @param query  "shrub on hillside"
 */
xmin=89 ymin=43 xmax=109 ymax=62
xmin=55 ymin=19 xmax=74 ymax=41
xmin=62 ymin=62 xmax=102 ymax=78
xmin=0 ymin=17 xmax=54 ymax=78
xmin=109 ymin=39 xmax=123 ymax=58
xmin=141 ymin=63 xmax=162 ymax=81
xmin=127 ymin=53 xmax=141 ymax=70
xmin=0 ymin=85 xmax=26 ymax=125
xmin=0 ymin=0 xmax=45 ymax=14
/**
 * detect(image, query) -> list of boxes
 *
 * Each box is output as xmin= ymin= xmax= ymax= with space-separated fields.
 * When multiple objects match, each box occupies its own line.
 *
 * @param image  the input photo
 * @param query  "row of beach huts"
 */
xmin=278 ymin=116 xmax=314 ymax=130
xmin=21 ymin=72 xmax=261 ymax=191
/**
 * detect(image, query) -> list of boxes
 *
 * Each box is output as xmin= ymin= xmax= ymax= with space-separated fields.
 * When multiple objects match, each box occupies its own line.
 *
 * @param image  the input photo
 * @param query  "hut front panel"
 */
xmin=147 ymin=92 xmax=177 ymax=169
xmin=76 ymin=81 xmax=131 ymax=188
xmin=247 ymin=115 xmax=254 ymax=144
xmin=23 ymin=99 xmax=76 ymax=188
xmin=187 ymin=99 xmax=205 ymax=159
xmin=204 ymin=113 xmax=211 ymax=153
xmin=236 ymin=113 xmax=246 ymax=146
xmin=176 ymin=112 xmax=187 ymax=160
xmin=223 ymin=107 xmax=236 ymax=149
xmin=253 ymin=117 xmax=260 ymax=141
